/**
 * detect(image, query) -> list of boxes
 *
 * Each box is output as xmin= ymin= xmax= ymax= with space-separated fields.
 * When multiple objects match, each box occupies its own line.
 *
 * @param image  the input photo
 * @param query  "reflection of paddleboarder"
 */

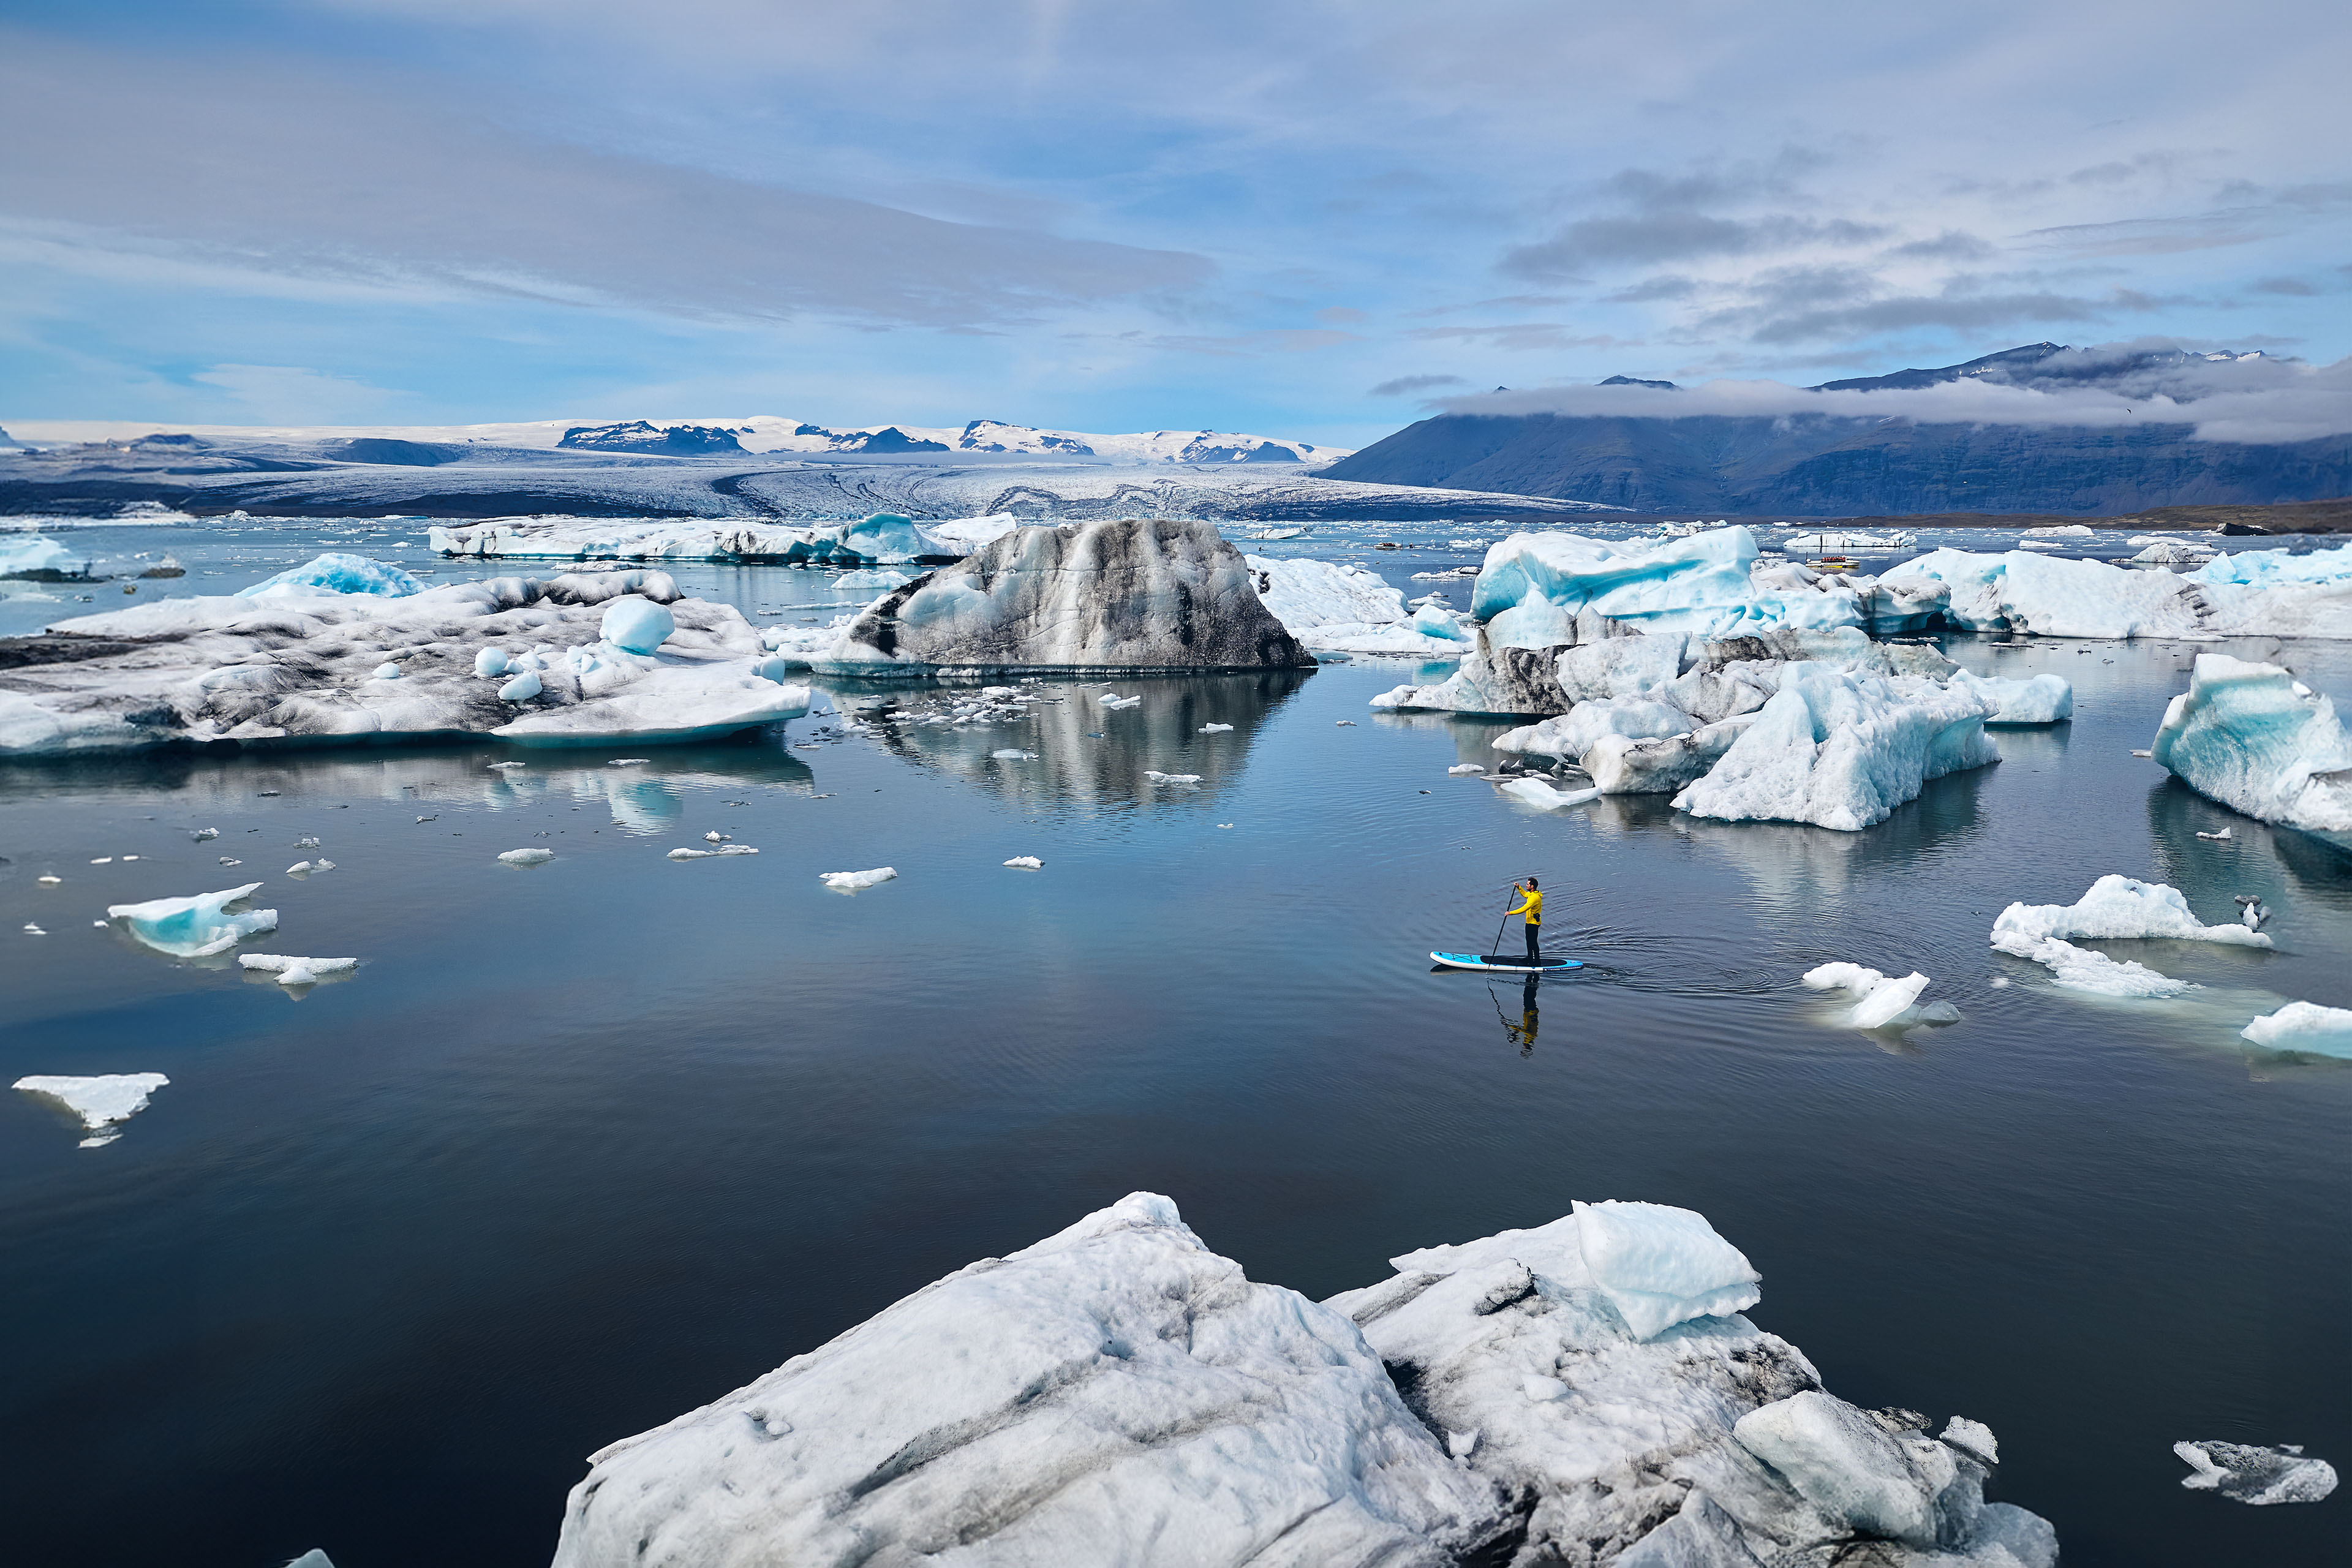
xmin=1507 ymin=878 xmax=1543 ymax=962
xmin=1507 ymin=972 xmax=1540 ymax=1055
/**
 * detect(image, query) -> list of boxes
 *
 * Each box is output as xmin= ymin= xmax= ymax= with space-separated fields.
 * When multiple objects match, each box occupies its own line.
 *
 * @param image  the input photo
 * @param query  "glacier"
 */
xmin=550 ymin=1193 xmax=2055 ymax=1568
xmin=0 ymin=563 xmax=809 ymax=756
xmin=2150 ymin=654 xmax=2352 ymax=840
xmin=13 ymin=1072 xmax=170 ymax=1147
xmin=429 ymin=511 xmax=1024 ymax=567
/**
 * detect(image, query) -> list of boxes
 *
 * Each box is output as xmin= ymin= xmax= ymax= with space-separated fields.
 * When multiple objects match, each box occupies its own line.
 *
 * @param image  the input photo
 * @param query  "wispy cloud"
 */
xmin=1368 ymin=373 xmax=1466 ymax=396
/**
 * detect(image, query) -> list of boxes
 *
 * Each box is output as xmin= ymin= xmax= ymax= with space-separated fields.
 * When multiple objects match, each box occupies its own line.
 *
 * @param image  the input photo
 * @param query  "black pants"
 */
xmin=1524 ymin=922 xmax=1541 ymax=960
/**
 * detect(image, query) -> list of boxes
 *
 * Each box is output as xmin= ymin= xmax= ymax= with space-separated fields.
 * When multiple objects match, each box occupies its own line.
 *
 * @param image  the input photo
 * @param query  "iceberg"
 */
xmin=0 ymin=534 xmax=95 ymax=581
xmin=497 ymin=848 xmax=556 ymax=866
xmin=2150 ymin=654 xmax=2352 ymax=837
xmin=237 ymin=552 xmax=424 ymax=598
xmin=2174 ymin=1441 xmax=2338 ymax=1506
xmin=1243 ymin=556 xmax=1460 ymax=656
xmin=549 ymin=1193 xmax=1507 ymax=1568
xmin=1497 ymin=777 xmax=1601 ymax=809
xmin=1493 ymin=695 xmax=1700 ymax=763
xmin=0 ymin=568 xmax=809 ymax=756
xmin=1673 ymin=663 xmax=2001 ymax=831
xmin=1991 ymin=874 xmax=2271 ymax=950
xmin=820 ymin=867 xmax=895 ymax=891
xmin=1732 ymin=1391 xmax=1996 ymax=1549
xmin=816 ymin=519 xmax=1313 ymax=676
xmin=1567 ymin=1199 xmax=1761 ymax=1341
xmin=1948 ymin=669 xmax=2073 ymax=725
xmin=1803 ymin=963 xmax=1956 ymax=1029
xmin=238 ymin=954 xmax=358 ymax=986
xmin=1002 ymin=856 xmax=1043 ymax=869
xmin=600 ymin=595 xmax=674 ymax=654
xmin=1470 ymin=526 xmax=1861 ymax=647
xmin=13 ymin=1073 xmax=170 ymax=1147
xmin=1991 ymin=934 xmax=2193 ymax=997
xmin=669 ymin=845 xmax=758 ymax=861
xmin=107 ymin=883 xmax=277 ymax=956
xmin=831 ymin=567 xmax=911 ymax=592
xmin=2239 ymin=1001 xmax=2352 ymax=1058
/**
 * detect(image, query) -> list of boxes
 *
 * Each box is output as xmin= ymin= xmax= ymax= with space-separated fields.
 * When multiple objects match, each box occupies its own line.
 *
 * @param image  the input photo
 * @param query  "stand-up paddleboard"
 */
xmin=1431 ymin=952 xmax=1582 ymax=973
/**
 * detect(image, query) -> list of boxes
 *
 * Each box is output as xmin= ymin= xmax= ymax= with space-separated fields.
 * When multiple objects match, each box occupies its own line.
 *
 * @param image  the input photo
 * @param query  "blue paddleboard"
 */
xmin=1431 ymin=952 xmax=1583 ymax=973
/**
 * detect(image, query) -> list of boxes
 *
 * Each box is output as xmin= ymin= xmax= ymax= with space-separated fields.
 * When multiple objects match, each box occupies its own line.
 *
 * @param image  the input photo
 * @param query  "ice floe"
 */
xmin=1803 ymin=963 xmax=1961 ymax=1029
xmin=1991 ymin=874 xmax=2271 ymax=949
xmin=669 ymin=845 xmax=758 ymax=861
xmin=1245 ymin=555 xmax=1468 ymax=655
xmin=429 ymin=511 xmax=1023 ymax=566
xmin=2239 ymin=1001 xmax=2352 ymax=1058
xmin=498 ymin=848 xmax=556 ymax=866
xmin=1497 ymin=776 xmax=1602 ymax=809
xmin=0 ymin=564 xmax=809 ymax=755
xmin=238 ymin=954 xmax=358 ymax=986
xmin=1002 ymin=856 xmax=1043 ymax=870
xmin=13 ymin=1073 xmax=170 ymax=1147
xmin=238 ymin=552 xmax=423 ymax=598
xmin=820 ymin=866 xmax=894 ymax=890
xmin=2173 ymin=1441 xmax=2338 ymax=1506
xmin=2150 ymin=654 xmax=2352 ymax=840
xmin=107 ymin=883 xmax=277 ymax=956
xmin=1948 ymin=669 xmax=2074 ymax=725
xmin=813 ymin=519 xmax=1312 ymax=676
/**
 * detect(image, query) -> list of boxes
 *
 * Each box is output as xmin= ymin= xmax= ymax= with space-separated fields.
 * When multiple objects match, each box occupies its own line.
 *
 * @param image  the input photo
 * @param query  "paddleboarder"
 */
xmin=1507 ymin=878 xmax=1543 ymax=963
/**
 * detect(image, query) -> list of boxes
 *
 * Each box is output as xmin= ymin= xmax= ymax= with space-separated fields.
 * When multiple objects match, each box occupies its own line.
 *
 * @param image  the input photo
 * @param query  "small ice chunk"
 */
xmin=2174 ymin=1441 xmax=2338 ymax=1506
xmin=38 ymin=874 xmax=61 ymax=884
xmin=1143 ymin=771 xmax=1201 ymax=784
xmin=475 ymin=646 xmax=511 ymax=677
xmin=1499 ymin=777 xmax=1602 ymax=810
xmin=1335 ymin=720 xmax=1356 ymax=726
xmin=2131 ymin=748 xmax=2152 ymax=758
xmin=992 ymin=748 xmax=1035 ymax=760
xmin=217 ymin=856 xmax=241 ymax=865
xmin=371 ymin=662 xmax=402 ymax=679
xmin=295 ymin=836 xmax=320 ymax=848
xmin=1942 ymin=1417 xmax=1999 ymax=1466
xmin=13 ymin=1073 xmax=170 ymax=1147
xmin=669 ymin=845 xmax=759 ymax=860
xmin=600 ymin=595 xmax=676 ymax=655
xmin=1448 ymin=763 xmax=1485 ymax=775
xmin=24 ymin=922 xmax=47 ymax=935
xmin=1446 ymin=1429 xmax=1479 ymax=1459
xmin=2195 ymin=827 xmax=2233 ymax=840
xmin=238 ymin=954 xmax=358 ymax=986
xmin=1572 ymin=1199 xmax=1762 ymax=1341
xmin=607 ymin=758 xmax=649 ymax=766
xmin=704 ymin=831 xmax=729 ymax=843
xmin=286 ymin=861 xmax=314 ymax=875
xmin=821 ymin=867 xmax=896 ymax=891
xmin=1733 ymin=1391 xmax=1939 ymax=1544
xmin=1850 ymin=972 xmax=1932 ymax=1029
xmin=499 ymin=671 xmax=543 ymax=702
xmin=91 ymin=856 xmax=111 ymax=864
xmin=2240 ymin=1001 xmax=2352 ymax=1058
xmin=1003 ymin=856 xmax=1044 ymax=870
xmin=488 ymin=760 xmax=527 ymax=770
xmin=107 ymin=883 xmax=276 ymax=956
xmin=193 ymin=827 xmax=219 ymax=841
xmin=498 ymin=848 xmax=556 ymax=866
xmin=1200 ymin=723 xmax=1234 ymax=733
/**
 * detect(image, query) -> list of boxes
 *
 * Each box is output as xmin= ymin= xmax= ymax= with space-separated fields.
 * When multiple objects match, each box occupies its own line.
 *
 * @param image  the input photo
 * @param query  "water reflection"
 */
xmin=1668 ymin=766 xmax=1992 ymax=907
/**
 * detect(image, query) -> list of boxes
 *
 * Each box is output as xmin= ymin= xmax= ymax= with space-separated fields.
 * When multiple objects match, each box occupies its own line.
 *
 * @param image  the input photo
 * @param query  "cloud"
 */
xmin=1604 ymin=275 xmax=1703 ymax=304
xmin=1404 ymin=324 xmax=1640 ymax=353
xmin=1369 ymin=373 xmax=1466 ymax=396
xmin=1150 ymin=328 xmax=1359 ymax=357
xmin=1887 ymin=231 xmax=1996 ymax=261
xmin=1316 ymin=306 xmax=1370 ymax=324
xmin=1431 ymin=342 xmax=2352 ymax=445
xmin=1503 ymin=214 xmax=1888 ymax=279
xmin=189 ymin=364 xmax=415 ymax=423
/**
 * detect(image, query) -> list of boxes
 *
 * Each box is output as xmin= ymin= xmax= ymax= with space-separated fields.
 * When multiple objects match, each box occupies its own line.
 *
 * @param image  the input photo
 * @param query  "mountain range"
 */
xmin=1325 ymin=344 xmax=2351 ymax=516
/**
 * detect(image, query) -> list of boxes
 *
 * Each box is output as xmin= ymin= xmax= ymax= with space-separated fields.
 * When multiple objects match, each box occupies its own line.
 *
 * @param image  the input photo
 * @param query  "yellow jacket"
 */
xmin=1509 ymin=888 xmax=1543 ymax=924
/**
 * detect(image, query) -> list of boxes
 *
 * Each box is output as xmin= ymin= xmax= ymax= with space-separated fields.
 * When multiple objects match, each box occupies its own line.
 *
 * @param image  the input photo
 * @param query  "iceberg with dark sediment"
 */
xmin=429 ymin=512 xmax=1022 ymax=566
xmin=812 ymin=519 xmax=1313 ymax=676
xmin=2150 ymin=654 xmax=2352 ymax=840
xmin=550 ymin=1193 xmax=2055 ymax=1568
xmin=2173 ymin=1441 xmax=2338 ymax=1506
xmin=0 ymin=557 xmax=809 ymax=756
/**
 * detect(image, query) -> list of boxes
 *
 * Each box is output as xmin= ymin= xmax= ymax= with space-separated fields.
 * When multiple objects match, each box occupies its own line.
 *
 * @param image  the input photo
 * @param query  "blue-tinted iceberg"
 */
xmin=1569 ymin=1199 xmax=1762 ymax=1341
xmin=238 ymin=552 xmax=424 ymax=598
xmin=108 ymin=882 xmax=277 ymax=956
xmin=599 ymin=595 xmax=674 ymax=654
xmin=2239 ymin=1001 xmax=2352 ymax=1059
xmin=0 ymin=534 xmax=94 ymax=580
xmin=1472 ymin=526 xmax=1860 ymax=647
xmin=2151 ymin=654 xmax=2352 ymax=837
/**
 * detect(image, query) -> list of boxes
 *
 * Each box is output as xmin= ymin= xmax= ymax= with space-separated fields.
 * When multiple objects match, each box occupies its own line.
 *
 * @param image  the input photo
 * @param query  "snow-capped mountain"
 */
xmin=7 ymin=415 xmax=1351 ymax=467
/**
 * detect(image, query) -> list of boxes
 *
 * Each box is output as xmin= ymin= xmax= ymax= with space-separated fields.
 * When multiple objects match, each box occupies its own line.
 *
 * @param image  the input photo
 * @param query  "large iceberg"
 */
xmin=107 ymin=883 xmax=277 ymax=956
xmin=1244 ymin=555 xmax=1466 ymax=655
xmin=549 ymin=1193 xmax=1508 ymax=1568
xmin=1 ymin=533 xmax=96 ymax=581
xmin=0 ymin=566 xmax=809 ymax=756
xmin=1673 ymin=663 xmax=2002 ymax=831
xmin=1470 ymin=527 xmax=1862 ymax=646
xmin=813 ymin=518 xmax=1313 ymax=676
xmin=1988 ymin=875 xmax=2266 ymax=996
xmin=2150 ymin=654 xmax=2352 ymax=839
xmin=1869 ymin=543 xmax=2352 ymax=641
xmin=552 ymin=1193 xmax=2055 ymax=1568
xmin=429 ymin=511 xmax=1023 ymax=566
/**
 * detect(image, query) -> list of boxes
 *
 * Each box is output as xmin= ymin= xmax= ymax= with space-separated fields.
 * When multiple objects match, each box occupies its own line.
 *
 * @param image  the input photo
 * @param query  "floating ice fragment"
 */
xmin=38 ymin=874 xmax=60 ymax=884
xmin=1335 ymin=719 xmax=1356 ymax=726
xmin=1992 ymin=933 xmax=2193 ymax=997
xmin=1801 ymin=962 xmax=1954 ymax=1029
xmin=498 ymin=848 xmax=556 ymax=866
xmin=13 ymin=1073 xmax=169 ymax=1147
xmin=992 ymin=748 xmax=1035 ymax=760
xmin=669 ymin=845 xmax=758 ymax=860
xmin=122 ymin=854 xmax=139 ymax=861
xmin=498 ymin=671 xmax=543 ymax=702
xmin=2174 ymin=1441 xmax=2337 ymax=1505
xmin=192 ymin=827 xmax=218 ymax=841
xmin=606 ymin=758 xmax=649 ymax=766
xmin=2196 ymin=827 xmax=2233 ymax=840
xmin=90 ymin=856 xmax=110 ymax=864
xmin=2239 ymin=1001 xmax=2352 ymax=1058
xmin=295 ymin=836 xmax=320 ymax=848
xmin=1499 ymin=777 xmax=1602 ymax=810
xmin=23 ymin=922 xmax=47 ymax=935
xmin=820 ymin=866 xmax=895 ymax=891
xmin=1099 ymin=695 xmax=1142 ymax=709
xmin=416 ymin=815 xmax=437 ymax=823
xmin=1200 ymin=723 xmax=1234 ymax=733
xmin=217 ymin=856 xmax=240 ymax=865
xmin=1143 ymin=771 xmax=1201 ymax=783
xmin=1003 ymin=856 xmax=1044 ymax=870
xmin=2132 ymin=748 xmax=2152 ymax=758
xmin=107 ymin=883 xmax=276 ymax=956
xmin=1448 ymin=763 xmax=1485 ymax=775
xmin=703 ymin=831 xmax=729 ymax=843
xmin=239 ymin=954 xmax=358 ymax=985
xmin=1992 ymin=874 xmax=2269 ymax=948
xmin=488 ymin=761 xmax=527 ymax=770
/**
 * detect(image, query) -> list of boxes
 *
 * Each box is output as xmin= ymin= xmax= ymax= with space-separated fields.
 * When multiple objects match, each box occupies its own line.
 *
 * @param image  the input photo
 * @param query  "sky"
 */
xmin=3 ymin=1 xmax=2349 ymax=447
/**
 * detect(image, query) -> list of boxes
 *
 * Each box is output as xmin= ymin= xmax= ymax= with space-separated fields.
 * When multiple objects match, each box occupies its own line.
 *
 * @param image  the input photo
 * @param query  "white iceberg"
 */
xmin=2239 ymin=1001 xmax=2352 ymax=1058
xmin=1565 ymin=1199 xmax=1761 ymax=1342
xmin=669 ymin=845 xmax=758 ymax=861
xmin=1871 ymin=545 xmax=2352 ymax=640
xmin=2174 ymin=1441 xmax=2338 ymax=1506
xmin=1494 ymin=696 xmax=1699 ymax=763
xmin=1673 ymin=662 xmax=2000 ymax=831
xmin=237 ymin=552 xmax=424 ymax=598
xmin=831 ymin=567 xmax=911 ymax=592
xmin=1243 ymin=555 xmax=1465 ymax=655
xmin=1141 ymin=770 xmax=1200 ymax=783
xmin=107 ymin=883 xmax=277 ymax=956
xmin=0 ymin=533 xmax=96 ymax=580
xmin=2150 ymin=654 xmax=2352 ymax=837
xmin=238 ymin=954 xmax=358 ymax=986
xmin=13 ymin=1072 xmax=170 ymax=1147
xmin=1 ymin=567 xmax=810 ymax=756
xmin=1200 ymin=722 xmax=1234 ymax=733
xmin=1992 ymin=934 xmax=2194 ymax=997
xmin=1002 ymin=856 xmax=1042 ymax=870
xmin=1948 ymin=669 xmax=2074 ymax=725
xmin=820 ymin=866 xmax=895 ymax=890
xmin=1991 ymin=874 xmax=2271 ymax=950
xmin=497 ymin=848 xmax=556 ymax=866
xmin=1497 ymin=777 xmax=1601 ymax=809
xmin=549 ymin=1193 xmax=1506 ymax=1568
xmin=1447 ymin=763 xmax=1485 ymax=775
xmin=1802 ymin=963 xmax=1958 ymax=1029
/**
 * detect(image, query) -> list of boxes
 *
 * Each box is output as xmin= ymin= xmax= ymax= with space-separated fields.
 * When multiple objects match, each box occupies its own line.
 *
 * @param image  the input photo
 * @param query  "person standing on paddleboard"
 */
xmin=1507 ymin=878 xmax=1543 ymax=962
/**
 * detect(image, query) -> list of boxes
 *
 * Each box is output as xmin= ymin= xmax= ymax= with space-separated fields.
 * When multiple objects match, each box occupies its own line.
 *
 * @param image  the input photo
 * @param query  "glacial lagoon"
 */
xmin=3 ymin=516 xmax=2349 ymax=1566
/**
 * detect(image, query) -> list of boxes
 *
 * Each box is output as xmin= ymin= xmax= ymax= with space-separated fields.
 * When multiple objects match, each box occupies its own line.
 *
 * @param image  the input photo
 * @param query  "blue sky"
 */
xmin=3 ymin=1 xmax=2348 ymax=445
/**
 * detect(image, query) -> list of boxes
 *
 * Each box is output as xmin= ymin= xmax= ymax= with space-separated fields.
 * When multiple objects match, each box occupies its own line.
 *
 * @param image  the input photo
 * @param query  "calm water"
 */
xmin=3 ymin=519 xmax=2349 ymax=1567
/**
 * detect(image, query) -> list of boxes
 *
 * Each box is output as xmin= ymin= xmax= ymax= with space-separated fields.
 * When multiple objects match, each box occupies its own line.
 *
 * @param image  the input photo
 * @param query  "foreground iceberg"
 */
xmin=429 ymin=511 xmax=1022 ymax=566
xmin=553 ymin=1193 xmax=2054 ymax=1568
xmin=2173 ymin=1441 xmax=2339 ymax=1506
xmin=2239 ymin=1001 xmax=2352 ymax=1058
xmin=13 ymin=1072 xmax=170 ymax=1147
xmin=1674 ymin=663 xmax=2001 ymax=831
xmin=815 ymin=519 xmax=1312 ymax=676
xmin=1988 ymin=875 xmax=2265 ymax=997
xmin=551 ymin=1193 xmax=1508 ymax=1568
xmin=0 ymin=566 xmax=809 ymax=756
xmin=107 ymin=883 xmax=277 ymax=956
xmin=1948 ymin=669 xmax=2073 ymax=726
xmin=2150 ymin=654 xmax=2352 ymax=839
